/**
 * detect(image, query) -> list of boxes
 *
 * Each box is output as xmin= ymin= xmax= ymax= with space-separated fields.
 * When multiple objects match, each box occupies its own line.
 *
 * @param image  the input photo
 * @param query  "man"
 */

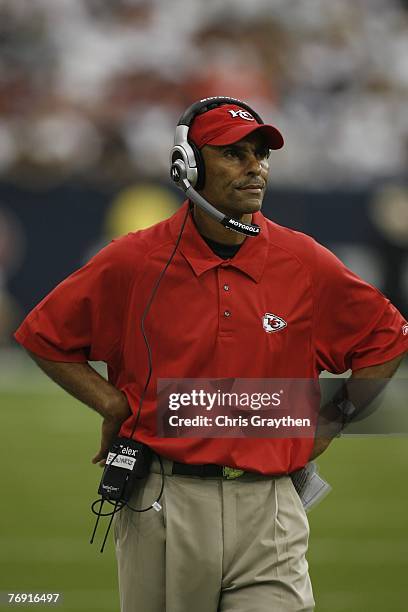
xmin=14 ymin=99 xmax=408 ymax=612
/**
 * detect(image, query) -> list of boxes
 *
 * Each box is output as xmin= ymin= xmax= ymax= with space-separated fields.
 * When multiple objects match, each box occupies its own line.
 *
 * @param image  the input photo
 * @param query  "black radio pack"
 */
xmin=98 ymin=437 xmax=152 ymax=503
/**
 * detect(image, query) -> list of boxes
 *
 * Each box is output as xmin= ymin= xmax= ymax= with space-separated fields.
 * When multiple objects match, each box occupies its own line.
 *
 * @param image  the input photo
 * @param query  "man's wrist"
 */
xmin=102 ymin=390 xmax=131 ymax=421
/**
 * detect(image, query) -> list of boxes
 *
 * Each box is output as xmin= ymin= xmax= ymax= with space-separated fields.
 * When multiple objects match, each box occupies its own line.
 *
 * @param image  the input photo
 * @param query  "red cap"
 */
xmin=189 ymin=104 xmax=284 ymax=150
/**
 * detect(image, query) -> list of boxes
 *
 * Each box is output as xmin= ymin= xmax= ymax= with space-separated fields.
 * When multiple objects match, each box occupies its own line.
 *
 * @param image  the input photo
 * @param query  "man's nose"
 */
xmin=246 ymin=154 xmax=263 ymax=174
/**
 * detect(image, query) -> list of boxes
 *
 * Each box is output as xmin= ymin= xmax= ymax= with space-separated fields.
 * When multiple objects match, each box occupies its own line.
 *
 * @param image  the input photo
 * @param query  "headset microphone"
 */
xmin=170 ymin=159 xmax=261 ymax=237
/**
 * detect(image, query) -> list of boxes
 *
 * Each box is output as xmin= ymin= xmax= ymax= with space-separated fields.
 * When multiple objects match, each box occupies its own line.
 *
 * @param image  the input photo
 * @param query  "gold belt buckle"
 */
xmin=222 ymin=466 xmax=245 ymax=480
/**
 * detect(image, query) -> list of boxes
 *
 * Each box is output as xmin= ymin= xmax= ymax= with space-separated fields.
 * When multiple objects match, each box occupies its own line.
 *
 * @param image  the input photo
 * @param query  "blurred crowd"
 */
xmin=0 ymin=0 xmax=407 ymax=187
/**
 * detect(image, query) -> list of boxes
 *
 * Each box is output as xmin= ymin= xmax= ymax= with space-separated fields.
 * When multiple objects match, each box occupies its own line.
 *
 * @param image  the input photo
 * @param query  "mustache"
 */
xmin=236 ymin=180 xmax=265 ymax=189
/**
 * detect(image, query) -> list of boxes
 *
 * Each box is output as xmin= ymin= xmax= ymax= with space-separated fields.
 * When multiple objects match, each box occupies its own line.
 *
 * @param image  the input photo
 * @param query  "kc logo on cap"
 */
xmin=228 ymin=109 xmax=255 ymax=122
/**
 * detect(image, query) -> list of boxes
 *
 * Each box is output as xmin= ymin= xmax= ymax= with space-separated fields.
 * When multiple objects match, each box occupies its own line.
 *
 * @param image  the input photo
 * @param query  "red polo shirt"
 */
xmin=14 ymin=202 xmax=408 ymax=474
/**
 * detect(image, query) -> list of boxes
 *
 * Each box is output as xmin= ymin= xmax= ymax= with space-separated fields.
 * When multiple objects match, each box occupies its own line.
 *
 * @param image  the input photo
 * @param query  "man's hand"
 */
xmin=92 ymin=394 xmax=132 ymax=466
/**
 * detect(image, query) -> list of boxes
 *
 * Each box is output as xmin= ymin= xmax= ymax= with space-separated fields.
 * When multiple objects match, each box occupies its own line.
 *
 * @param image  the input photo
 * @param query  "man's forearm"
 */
xmin=27 ymin=350 xmax=130 ymax=420
xmin=27 ymin=350 xmax=132 ymax=464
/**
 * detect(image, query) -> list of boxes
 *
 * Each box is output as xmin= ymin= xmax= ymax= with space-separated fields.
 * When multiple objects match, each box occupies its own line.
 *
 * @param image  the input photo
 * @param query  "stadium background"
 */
xmin=0 ymin=1 xmax=407 ymax=610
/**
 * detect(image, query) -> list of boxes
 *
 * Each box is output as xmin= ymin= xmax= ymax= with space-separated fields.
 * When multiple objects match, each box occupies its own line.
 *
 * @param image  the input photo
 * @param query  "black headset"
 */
xmin=169 ymin=96 xmax=265 ymax=237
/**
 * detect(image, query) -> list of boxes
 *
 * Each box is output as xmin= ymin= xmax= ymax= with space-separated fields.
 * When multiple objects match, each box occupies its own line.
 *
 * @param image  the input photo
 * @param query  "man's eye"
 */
xmin=224 ymin=149 xmax=240 ymax=159
xmin=257 ymin=148 xmax=270 ymax=160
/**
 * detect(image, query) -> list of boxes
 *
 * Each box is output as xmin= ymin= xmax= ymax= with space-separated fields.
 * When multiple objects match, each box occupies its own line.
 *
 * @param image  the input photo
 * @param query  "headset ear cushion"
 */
xmin=189 ymin=141 xmax=206 ymax=191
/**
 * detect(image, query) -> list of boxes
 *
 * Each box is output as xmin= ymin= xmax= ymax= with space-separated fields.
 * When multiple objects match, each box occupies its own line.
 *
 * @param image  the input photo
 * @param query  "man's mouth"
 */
xmin=237 ymin=183 xmax=264 ymax=193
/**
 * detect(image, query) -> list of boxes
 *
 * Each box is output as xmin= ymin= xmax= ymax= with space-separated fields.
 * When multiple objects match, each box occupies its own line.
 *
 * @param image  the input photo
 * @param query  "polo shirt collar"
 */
xmin=169 ymin=201 xmax=269 ymax=283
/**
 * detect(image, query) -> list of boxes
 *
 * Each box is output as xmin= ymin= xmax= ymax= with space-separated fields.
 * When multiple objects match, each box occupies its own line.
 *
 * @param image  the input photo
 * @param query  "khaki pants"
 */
xmin=114 ymin=458 xmax=314 ymax=612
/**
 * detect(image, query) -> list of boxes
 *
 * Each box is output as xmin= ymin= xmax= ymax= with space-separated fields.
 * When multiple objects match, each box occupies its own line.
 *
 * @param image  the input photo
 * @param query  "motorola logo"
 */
xmin=228 ymin=218 xmax=259 ymax=233
xmin=171 ymin=165 xmax=180 ymax=182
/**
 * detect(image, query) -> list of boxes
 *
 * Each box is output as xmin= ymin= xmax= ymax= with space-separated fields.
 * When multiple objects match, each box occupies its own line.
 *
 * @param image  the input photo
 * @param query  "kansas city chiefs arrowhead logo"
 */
xmin=262 ymin=313 xmax=287 ymax=333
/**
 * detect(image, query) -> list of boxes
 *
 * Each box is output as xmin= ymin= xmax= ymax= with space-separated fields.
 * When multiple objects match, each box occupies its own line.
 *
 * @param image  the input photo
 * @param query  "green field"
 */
xmin=1 ymin=355 xmax=407 ymax=612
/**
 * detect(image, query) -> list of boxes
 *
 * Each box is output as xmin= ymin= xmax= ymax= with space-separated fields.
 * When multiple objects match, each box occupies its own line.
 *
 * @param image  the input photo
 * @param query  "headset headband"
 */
xmin=177 ymin=96 xmax=264 ymax=128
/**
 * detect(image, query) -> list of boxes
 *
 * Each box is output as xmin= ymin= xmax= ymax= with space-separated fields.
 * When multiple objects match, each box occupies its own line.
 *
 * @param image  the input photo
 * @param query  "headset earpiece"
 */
xmin=170 ymin=141 xmax=205 ymax=190
xmin=170 ymin=125 xmax=198 ymax=187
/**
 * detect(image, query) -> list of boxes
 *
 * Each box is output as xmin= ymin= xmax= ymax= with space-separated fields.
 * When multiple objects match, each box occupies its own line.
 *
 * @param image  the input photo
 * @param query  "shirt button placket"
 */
xmin=219 ymin=269 xmax=233 ymax=332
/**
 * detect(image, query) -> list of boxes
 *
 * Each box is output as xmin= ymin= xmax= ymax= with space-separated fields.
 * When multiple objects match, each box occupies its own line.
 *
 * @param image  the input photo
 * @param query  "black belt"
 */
xmin=172 ymin=462 xmax=250 ymax=479
xmin=172 ymin=462 xmax=224 ymax=477
xmin=170 ymin=462 xmax=283 ymax=480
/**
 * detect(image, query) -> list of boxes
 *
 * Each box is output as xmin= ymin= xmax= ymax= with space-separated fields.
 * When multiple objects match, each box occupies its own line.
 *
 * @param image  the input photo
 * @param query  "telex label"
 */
xmin=106 ymin=453 xmax=136 ymax=470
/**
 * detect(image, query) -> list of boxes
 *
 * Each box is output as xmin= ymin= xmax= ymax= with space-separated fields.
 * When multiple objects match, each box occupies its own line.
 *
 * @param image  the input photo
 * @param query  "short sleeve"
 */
xmin=14 ymin=237 xmax=135 ymax=363
xmin=313 ymin=243 xmax=408 ymax=374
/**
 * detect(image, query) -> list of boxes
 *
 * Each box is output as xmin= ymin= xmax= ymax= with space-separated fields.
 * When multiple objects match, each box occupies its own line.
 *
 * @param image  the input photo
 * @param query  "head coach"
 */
xmin=14 ymin=96 xmax=408 ymax=611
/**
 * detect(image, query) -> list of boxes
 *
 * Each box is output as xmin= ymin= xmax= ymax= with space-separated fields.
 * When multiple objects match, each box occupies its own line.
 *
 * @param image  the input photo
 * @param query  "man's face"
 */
xmin=199 ymin=131 xmax=270 ymax=217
